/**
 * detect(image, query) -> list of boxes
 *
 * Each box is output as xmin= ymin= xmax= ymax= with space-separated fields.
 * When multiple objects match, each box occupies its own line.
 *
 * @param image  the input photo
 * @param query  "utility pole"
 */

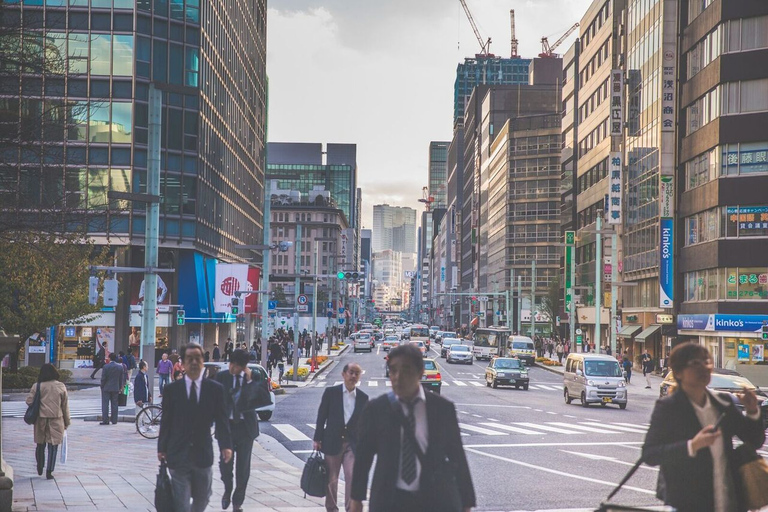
xmin=140 ymin=84 xmax=162 ymax=391
xmin=259 ymin=181 xmax=272 ymax=368
xmin=531 ymin=260 xmax=536 ymax=339
xmin=610 ymin=233 xmax=618 ymax=355
xmin=311 ymin=239 xmax=319 ymax=371
xmin=292 ymin=224 xmax=302 ymax=381
xmin=517 ymin=275 xmax=522 ymax=335
xmin=595 ymin=216 xmax=603 ymax=354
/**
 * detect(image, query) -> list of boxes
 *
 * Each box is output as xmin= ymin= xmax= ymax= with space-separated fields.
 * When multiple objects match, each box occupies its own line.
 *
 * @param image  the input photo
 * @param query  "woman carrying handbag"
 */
xmin=25 ymin=364 xmax=70 ymax=479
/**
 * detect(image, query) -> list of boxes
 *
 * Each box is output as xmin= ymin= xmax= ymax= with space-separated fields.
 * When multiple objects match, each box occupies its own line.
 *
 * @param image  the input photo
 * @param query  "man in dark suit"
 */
xmin=350 ymin=344 xmax=475 ymax=512
xmin=314 ymin=362 xmax=368 ymax=512
xmin=214 ymin=349 xmax=272 ymax=511
xmin=99 ymin=352 xmax=125 ymax=425
xmin=158 ymin=343 xmax=232 ymax=512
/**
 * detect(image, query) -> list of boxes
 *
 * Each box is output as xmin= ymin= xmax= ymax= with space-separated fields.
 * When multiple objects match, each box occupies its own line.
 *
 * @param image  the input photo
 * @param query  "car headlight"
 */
xmin=617 ymin=381 xmax=626 ymax=388
xmin=587 ymin=380 xmax=596 ymax=386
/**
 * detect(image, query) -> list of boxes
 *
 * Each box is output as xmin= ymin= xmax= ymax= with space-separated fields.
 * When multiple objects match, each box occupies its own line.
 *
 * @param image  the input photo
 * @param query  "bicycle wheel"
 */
xmin=136 ymin=405 xmax=163 ymax=439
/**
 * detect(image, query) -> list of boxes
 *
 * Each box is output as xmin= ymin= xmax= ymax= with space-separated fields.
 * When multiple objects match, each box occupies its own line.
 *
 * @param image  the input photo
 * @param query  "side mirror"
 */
xmin=576 ymin=369 xmax=583 ymax=376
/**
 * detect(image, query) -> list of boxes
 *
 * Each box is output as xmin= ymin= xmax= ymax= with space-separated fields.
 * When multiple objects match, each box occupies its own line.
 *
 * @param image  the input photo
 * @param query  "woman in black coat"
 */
xmin=133 ymin=361 xmax=151 ymax=406
xmin=642 ymin=342 xmax=765 ymax=512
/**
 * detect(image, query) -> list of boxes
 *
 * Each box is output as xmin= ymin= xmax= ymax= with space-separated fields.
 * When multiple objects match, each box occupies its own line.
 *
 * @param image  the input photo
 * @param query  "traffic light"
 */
xmin=338 ymin=271 xmax=362 ymax=280
xmin=230 ymin=297 xmax=240 ymax=315
xmin=337 ymin=271 xmax=346 ymax=280
xmin=103 ymin=279 xmax=118 ymax=307
xmin=88 ymin=276 xmax=99 ymax=305
xmin=762 ymin=323 xmax=768 ymax=341
xmin=176 ymin=309 xmax=186 ymax=325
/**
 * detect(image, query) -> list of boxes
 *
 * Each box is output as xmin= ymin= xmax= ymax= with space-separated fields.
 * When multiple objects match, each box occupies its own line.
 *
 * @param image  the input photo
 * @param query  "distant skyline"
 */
xmin=266 ymin=0 xmax=590 ymax=228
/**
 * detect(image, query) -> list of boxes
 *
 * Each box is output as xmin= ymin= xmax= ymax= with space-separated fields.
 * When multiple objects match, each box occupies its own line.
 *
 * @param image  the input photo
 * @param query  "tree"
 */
xmin=272 ymin=285 xmax=287 ymax=307
xmin=0 ymin=232 xmax=108 ymax=369
xmin=540 ymin=277 xmax=562 ymax=339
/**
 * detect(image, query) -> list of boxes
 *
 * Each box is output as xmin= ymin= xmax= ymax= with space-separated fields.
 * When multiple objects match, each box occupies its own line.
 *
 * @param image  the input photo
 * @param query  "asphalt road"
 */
xmin=258 ymin=343 xmax=678 ymax=512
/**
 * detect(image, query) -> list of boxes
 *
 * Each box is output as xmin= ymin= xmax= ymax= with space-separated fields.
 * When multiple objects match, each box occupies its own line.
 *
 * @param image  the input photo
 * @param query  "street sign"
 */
xmin=496 ymin=310 xmax=502 ymax=316
xmin=268 ymin=300 xmax=277 ymax=310
xmin=338 ymin=318 xmax=345 ymax=325
xmin=297 ymin=305 xmax=309 ymax=312
xmin=338 ymin=307 xmax=345 ymax=314
xmin=576 ymin=334 xmax=583 ymax=345
xmin=327 ymin=302 xmax=333 ymax=309
xmin=327 ymin=312 xmax=333 ymax=318
xmin=477 ymin=311 xmax=485 ymax=318
xmin=576 ymin=328 xmax=583 ymax=335
xmin=297 ymin=294 xmax=308 ymax=305
xmin=565 ymin=231 xmax=575 ymax=245
xmin=478 ymin=296 xmax=489 ymax=302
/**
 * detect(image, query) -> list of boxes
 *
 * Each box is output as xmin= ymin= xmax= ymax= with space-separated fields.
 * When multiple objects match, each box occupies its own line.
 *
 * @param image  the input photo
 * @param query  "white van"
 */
xmin=563 ymin=353 xmax=627 ymax=409
xmin=507 ymin=336 xmax=536 ymax=365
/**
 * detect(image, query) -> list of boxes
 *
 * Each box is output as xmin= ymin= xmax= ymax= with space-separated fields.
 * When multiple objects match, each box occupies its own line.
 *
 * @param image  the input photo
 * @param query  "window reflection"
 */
xmin=110 ymin=168 xmax=131 ymax=208
xmin=91 ymin=34 xmax=111 ymax=75
xmin=113 ymin=35 xmax=133 ymax=76
xmin=68 ymin=33 xmax=89 ymax=74
xmin=89 ymin=103 xmax=110 ymax=143
xmin=185 ymin=47 xmax=199 ymax=87
xmin=67 ymin=100 xmax=88 ymax=141
xmin=88 ymin=168 xmax=109 ymax=210
xmin=112 ymin=102 xmax=132 ymax=143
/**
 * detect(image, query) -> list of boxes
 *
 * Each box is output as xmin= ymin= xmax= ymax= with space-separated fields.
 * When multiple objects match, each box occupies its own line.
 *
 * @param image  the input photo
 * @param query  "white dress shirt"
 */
xmin=342 ymin=385 xmax=357 ymax=425
xmin=184 ymin=373 xmax=204 ymax=402
xmin=396 ymin=385 xmax=428 ymax=492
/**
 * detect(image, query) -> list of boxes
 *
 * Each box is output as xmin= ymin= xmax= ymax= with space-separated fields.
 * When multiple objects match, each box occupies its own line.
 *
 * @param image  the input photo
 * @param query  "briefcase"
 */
xmin=155 ymin=460 xmax=175 ymax=512
xmin=595 ymin=458 xmax=676 ymax=512
xmin=300 ymin=450 xmax=328 ymax=498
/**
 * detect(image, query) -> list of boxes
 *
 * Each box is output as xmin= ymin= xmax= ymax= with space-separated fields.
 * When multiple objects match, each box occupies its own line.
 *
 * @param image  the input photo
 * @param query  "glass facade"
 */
xmin=428 ymin=141 xmax=448 ymax=208
xmin=453 ymin=56 xmax=531 ymax=122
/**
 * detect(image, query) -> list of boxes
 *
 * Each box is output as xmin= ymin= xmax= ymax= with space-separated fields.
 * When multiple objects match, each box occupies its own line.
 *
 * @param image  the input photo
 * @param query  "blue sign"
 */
xmin=327 ymin=312 xmax=333 ymax=318
xmin=678 ymin=314 xmax=768 ymax=332
xmin=268 ymin=300 xmax=277 ymax=310
xmin=659 ymin=218 xmax=674 ymax=308
xmin=327 ymin=302 xmax=333 ymax=309
xmin=64 ymin=327 xmax=76 ymax=337
xmin=338 ymin=318 xmax=345 ymax=325
xmin=338 ymin=307 xmax=345 ymax=314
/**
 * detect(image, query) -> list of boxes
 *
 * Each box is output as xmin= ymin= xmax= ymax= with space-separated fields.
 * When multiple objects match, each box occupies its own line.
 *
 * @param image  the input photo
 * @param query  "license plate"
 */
xmin=602 ymin=397 xmax=613 ymax=403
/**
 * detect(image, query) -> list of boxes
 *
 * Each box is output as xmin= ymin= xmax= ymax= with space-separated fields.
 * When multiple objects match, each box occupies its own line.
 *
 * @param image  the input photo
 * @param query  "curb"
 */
xmin=534 ymin=362 xmax=565 ymax=377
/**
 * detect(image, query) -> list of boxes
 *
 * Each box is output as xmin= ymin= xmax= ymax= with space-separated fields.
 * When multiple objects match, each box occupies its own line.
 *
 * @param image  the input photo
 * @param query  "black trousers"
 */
xmin=390 ymin=489 xmax=425 ymax=512
xmin=101 ymin=390 xmax=119 ymax=423
xmin=219 ymin=422 xmax=254 ymax=507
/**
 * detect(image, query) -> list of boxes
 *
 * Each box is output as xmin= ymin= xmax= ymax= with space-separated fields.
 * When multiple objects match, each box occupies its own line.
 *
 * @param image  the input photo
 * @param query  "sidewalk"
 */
xmin=535 ymin=357 xmax=665 ymax=398
xmin=3 ymin=416 xmax=337 ymax=511
xmin=277 ymin=343 xmax=350 ymax=388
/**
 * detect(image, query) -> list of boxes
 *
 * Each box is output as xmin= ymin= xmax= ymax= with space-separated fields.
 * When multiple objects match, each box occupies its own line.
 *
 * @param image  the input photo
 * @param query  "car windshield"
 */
xmin=413 ymin=342 xmax=425 ymax=347
xmin=451 ymin=345 xmax=470 ymax=352
xmin=385 ymin=336 xmax=398 ymax=341
xmin=494 ymin=359 xmax=521 ymax=369
xmin=710 ymin=374 xmax=756 ymax=389
xmin=584 ymin=360 xmax=623 ymax=377
xmin=443 ymin=338 xmax=460 ymax=346
xmin=424 ymin=361 xmax=436 ymax=371
xmin=512 ymin=341 xmax=534 ymax=350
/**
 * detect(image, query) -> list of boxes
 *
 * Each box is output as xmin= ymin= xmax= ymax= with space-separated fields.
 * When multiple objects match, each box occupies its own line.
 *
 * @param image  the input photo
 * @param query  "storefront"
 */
xmin=677 ymin=314 xmax=768 ymax=369
xmin=575 ymin=306 xmax=610 ymax=350
xmin=57 ymin=313 xmax=116 ymax=369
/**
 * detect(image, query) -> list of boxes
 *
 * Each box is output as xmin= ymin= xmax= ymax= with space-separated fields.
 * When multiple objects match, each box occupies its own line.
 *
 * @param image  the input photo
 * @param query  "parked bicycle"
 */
xmin=136 ymin=401 xmax=162 ymax=439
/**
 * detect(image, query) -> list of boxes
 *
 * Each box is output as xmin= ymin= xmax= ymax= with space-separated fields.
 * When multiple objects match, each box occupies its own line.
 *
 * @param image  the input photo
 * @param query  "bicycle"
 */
xmin=136 ymin=401 xmax=163 ymax=439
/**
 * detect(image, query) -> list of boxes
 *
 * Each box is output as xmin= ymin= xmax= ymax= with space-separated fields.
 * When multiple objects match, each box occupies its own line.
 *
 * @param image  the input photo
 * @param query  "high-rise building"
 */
xmin=371 ymin=204 xmax=416 ymax=254
xmin=428 ymin=141 xmax=449 ymax=208
xmin=454 ymin=56 xmax=532 ymax=122
xmin=0 ymin=0 xmax=267 ymax=363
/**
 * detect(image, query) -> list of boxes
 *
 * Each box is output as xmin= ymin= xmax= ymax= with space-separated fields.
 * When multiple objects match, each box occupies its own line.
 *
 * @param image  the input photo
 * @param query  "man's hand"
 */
xmin=222 ymin=449 xmax=233 ymax=463
xmin=157 ymin=452 xmax=166 ymax=462
xmin=691 ymin=425 xmax=721 ymax=454
xmin=348 ymin=499 xmax=363 ymax=512
xmin=313 ymin=441 xmax=322 ymax=451
xmin=737 ymin=387 xmax=759 ymax=416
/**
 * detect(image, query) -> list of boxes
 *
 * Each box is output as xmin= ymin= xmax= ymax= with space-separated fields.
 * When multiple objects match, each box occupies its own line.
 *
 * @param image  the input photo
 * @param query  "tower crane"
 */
xmin=459 ymin=0 xmax=493 ymax=57
xmin=510 ymin=10 xmax=519 ymax=58
xmin=418 ymin=186 xmax=435 ymax=212
xmin=539 ymin=22 xmax=579 ymax=58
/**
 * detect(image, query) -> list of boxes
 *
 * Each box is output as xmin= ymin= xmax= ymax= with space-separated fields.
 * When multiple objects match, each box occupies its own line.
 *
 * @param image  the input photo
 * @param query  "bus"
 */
xmin=472 ymin=327 xmax=510 ymax=361
xmin=407 ymin=324 xmax=430 ymax=347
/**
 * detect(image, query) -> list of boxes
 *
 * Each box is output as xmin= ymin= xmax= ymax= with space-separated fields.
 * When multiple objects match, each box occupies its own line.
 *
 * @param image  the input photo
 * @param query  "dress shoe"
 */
xmin=46 ymin=471 xmax=53 ymax=480
xmin=233 ymin=506 xmax=243 ymax=512
xmin=99 ymin=422 xmax=110 ymax=425
xmin=221 ymin=495 xmax=231 ymax=510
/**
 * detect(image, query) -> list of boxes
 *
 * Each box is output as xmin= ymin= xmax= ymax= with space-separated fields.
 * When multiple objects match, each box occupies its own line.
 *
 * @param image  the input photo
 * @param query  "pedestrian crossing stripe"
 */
xmin=303 ymin=379 xmax=566 ymax=389
xmin=273 ymin=424 xmax=311 ymax=441
xmin=1 ymin=402 xmax=133 ymax=419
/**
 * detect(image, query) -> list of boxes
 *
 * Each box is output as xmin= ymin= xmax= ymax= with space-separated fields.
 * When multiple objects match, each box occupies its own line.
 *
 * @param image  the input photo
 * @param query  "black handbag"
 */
xmin=300 ymin=450 xmax=328 ymax=498
xmin=388 ymin=392 xmax=463 ymax=512
xmin=595 ymin=458 xmax=667 ymax=511
xmin=24 ymin=382 xmax=41 ymax=425
xmin=155 ymin=460 xmax=175 ymax=512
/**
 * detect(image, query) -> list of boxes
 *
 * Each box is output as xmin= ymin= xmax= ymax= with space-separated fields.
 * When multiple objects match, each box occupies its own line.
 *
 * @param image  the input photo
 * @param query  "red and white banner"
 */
xmin=244 ymin=267 xmax=261 ymax=313
xmin=214 ymin=263 xmax=249 ymax=313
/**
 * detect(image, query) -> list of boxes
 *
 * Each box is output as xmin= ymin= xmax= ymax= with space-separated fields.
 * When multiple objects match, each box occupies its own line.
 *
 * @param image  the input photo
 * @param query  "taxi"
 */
xmin=420 ymin=358 xmax=442 ymax=394
xmin=381 ymin=335 xmax=400 ymax=351
xmin=485 ymin=357 xmax=529 ymax=390
xmin=410 ymin=340 xmax=427 ymax=357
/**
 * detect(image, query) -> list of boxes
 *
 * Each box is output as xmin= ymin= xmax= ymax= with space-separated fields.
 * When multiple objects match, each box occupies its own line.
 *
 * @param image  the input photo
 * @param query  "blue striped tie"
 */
xmin=401 ymin=401 xmax=417 ymax=484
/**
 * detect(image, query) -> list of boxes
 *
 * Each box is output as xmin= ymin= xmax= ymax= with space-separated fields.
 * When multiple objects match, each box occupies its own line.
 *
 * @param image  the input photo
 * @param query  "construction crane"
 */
xmin=459 ymin=0 xmax=493 ymax=57
xmin=539 ymin=22 xmax=579 ymax=58
xmin=418 ymin=186 xmax=435 ymax=212
xmin=510 ymin=10 xmax=519 ymax=58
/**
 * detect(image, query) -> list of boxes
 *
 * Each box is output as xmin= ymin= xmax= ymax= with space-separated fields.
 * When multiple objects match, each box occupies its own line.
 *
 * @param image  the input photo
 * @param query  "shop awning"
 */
xmin=618 ymin=325 xmax=642 ymax=338
xmin=635 ymin=324 xmax=662 ymax=342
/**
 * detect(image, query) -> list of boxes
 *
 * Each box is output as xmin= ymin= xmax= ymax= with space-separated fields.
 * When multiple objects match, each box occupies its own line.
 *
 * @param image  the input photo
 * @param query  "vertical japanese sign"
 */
xmin=660 ymin=176 xmax=674 ymax=218
xmin=564 ymin=231 xmax=574 ymax=318
xmin=610 ymin=69 xmax=624 ymax=136
xmin=608 ymin=153 xmax=622 ymax=224
xmin=659 ymin=218 xmax=674 ymax=308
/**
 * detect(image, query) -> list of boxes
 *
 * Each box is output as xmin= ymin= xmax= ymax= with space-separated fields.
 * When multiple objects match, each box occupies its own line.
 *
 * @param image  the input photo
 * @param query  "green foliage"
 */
xmin=540 ymin=277 xmax=562 ymax=338
xmin=2 ymin=365 xmax=72 ymax=389
xmin=272 ymin=285 xmax=287 ymax=307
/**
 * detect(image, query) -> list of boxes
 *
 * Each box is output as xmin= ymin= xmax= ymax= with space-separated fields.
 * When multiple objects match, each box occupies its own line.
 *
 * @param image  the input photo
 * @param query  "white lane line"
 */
xmin=469 ymin=381 xmax=484 ymax=387
xmin=478 ymin=423 xmax=540 ymax=435
xmin=305 ymin=424 xmax=316 ymax=430
xmin=563 ymin=414 xmax=577 ymax=419
xmin=385 ymin=381 xmax=392 ymax=387
xmin=333 ymin=381 xmax=342 ymax=386
xmin=314 ymin=381 xmax=326 ymax=388
xmin=318 ymin=374 xmax=327 ymax=380
xmin=458 ymin=423 xmax=507 ymax=436
xmin=292 ymin=450 xmax=314 ymax=454
xmin=471 ymin=414 xmax=483 ymax=418
xmin=580 ymin=422 xmax=648 ymax=434
xmin=355 ymin=381 xmax=361 ymax=387
xmin=442 ymin=382 xmax=450 ymax=386
xmin=547 ymin=422 xmax=619 ymax=434
xmin=454 ymin=381 xmax=468 ymax=386
xmin=459 ymin=411 xmax=470 ymax=414
xmin=513 ymin=422 xmax=582 ymax=435
xmin=545 ymin=411 xmax=558 ymax=415
xmin=453 ymin=404 xmax=532 ymax=409
xmin=368 ymin=381 xmax=378 ymax=387
xmin=487 ymin=418 xmax=499 ymax=422
xmin=273 ymin=424 xmax=311 ymax=442
xmin=540 ymin=385 xmax=562 ymax=391
xmin=463 ymin=441 xmax=645 ymax=448
xmin=613 ymin=422 xmax=649 ymax=430
xmin=463 ymin=448 xmax=655 ymax=496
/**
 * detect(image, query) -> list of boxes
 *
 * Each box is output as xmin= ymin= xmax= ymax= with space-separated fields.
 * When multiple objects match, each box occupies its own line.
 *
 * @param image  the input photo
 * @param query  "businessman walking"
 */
xmin=100 ymin=352 xmax=125 ymax=425
xmin=215 ymin=349 xmax=272 ymax=511
xmin=157 ymin=343 xmax=232 ymax=512
xmin=314 ymin=363 xmax=368 ymax=512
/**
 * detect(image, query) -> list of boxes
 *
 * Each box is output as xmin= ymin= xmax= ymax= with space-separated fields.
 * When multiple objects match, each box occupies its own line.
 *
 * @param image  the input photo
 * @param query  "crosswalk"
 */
xmin=304 ymin=379 xmax=564 ymax=390
xmin=1 ymin=400 xmax=135 ymax=419
xmin=267 ymin=419 xmax=650 ymax=443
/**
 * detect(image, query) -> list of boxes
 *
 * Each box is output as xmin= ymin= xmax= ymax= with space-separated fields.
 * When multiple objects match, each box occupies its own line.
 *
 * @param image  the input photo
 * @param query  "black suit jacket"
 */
xmin=642 ymin=390 xmax=765 ymax=512
xmin=214 ymin=370 xmax=272 ymax=441
xmin=350 ymin=391 xmax=476 ymax=511
xmin=314 ymin=384 xmax=369 ymax=456
xmin=157 ymin=378 xmax=232 ymax=469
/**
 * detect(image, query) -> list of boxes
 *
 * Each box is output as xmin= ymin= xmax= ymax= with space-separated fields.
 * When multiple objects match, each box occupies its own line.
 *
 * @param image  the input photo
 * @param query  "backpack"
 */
xmin=300 ymin=451 xmax=328 ymax=498
xmin=127 ymin=354 xmax=137 ymax=370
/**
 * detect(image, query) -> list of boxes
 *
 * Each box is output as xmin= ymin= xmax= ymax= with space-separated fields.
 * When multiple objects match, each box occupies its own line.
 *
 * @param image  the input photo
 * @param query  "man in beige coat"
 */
xmin=26 ymin=364 xmax=70 ymax=479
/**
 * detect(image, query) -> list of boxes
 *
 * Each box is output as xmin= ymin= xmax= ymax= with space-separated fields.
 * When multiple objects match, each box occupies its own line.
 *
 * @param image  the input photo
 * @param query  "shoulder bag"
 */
xmin=300 ymin=450 xmax=328 ymax=498
xmin=734 ymin=443 xmax=768 ymax=511
xmin=387 ymin=392 xmax=462 ymax=512
xmin=24 ymin=382 xmax=42 ymax=425
xmin=155 ymin=460 xmax=175 ymax=512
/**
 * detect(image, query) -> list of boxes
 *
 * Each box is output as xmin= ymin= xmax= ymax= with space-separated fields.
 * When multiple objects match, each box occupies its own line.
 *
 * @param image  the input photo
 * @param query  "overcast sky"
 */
xmin=266 ymin=0 xmax=591 ymax=228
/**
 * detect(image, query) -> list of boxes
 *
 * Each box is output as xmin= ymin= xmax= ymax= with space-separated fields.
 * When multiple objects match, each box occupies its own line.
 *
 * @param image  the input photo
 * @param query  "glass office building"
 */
xmin=453 ymin=56 xmax=531 ymax=122
xmin=428 ymin=141 xmax=448 ymax=208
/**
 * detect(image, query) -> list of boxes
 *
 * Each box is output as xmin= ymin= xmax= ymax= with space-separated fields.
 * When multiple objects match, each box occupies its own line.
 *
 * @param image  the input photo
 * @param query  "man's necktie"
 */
xmin=233 ymin=374 xmax=241 ymax=420
xmin=235 ymin=374 xmax=241 ymax=391
xmin=401 ymin=401 xmax=417 ymax=484
xmin=190 ymin=380 xmax=198 ymax=404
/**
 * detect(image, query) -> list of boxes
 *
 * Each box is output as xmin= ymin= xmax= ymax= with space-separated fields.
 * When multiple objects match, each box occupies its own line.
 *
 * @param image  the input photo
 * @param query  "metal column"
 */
xmin=595 ymin=216 xmax=603 ymax=354
xmin=292 ymin=224 xmax=302 ymax=381
xmin=259 ymin=181 xmax=272 ymax=368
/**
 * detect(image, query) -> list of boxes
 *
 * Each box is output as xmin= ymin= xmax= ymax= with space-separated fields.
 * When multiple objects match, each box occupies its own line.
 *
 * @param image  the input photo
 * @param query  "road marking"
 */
xmin=453 ymin=404 xmax=531 ymax=409
xmin=487 ymin=418 xmax=499 ymax=422
xmin=368 ymin=381 xmax=378 ymax=387
xmin=306 ymin=424 xmax=316 ymax=429
xmin=580 ymin=422 xmax=647 ymax=434
xmin=318 ymin=374 xmax=327 ymax=380
xmin=471 ymin=414 xmax=483 ymax=418
xmin=463 ymin=441 xmax=645 ymax=448
xmin=292 ymin=450 xmax=314 ymax=454
xmin=561 ymin=451 xmax=659 ymax=471
xmin=613 ymin=422 xmax=649 ymax=430
xmin=313 ymin=381 xmax=326 ymax=388
xmin=442 ymin=382 xmax=450 ymax=386
xmin=454 ymin=381 xmax=468 ymax=386
xmin=513 ymin=422 xmax=582 ymax=435
xmin=463 ymin=447 xmax=655 ymax=496
xmin=478 ymin=423 xmax=540 ymax=435
xmin=458 ymin=423 xmax=507 ymax=436
xmin=547 ymin=422 xmax=619 ymax=434
xmin=355 ymin=381 xmax=361 ymax=387
xmin=333 ymin=381 xmax=342 ymax=386
xmin=272 ymin=424 xmax=311 ymax=441
xmin=563 ymin=414 xmax=577 ymax=419
xmin=385 ymin=381 xmax=392 ymax=387
xmin=545 ymin=411 xmax=558 ymax=415
xmin=469 ymin=381 xmax=484 ymax=387
xmin=537 ymin=385 xmax=562 ymax=391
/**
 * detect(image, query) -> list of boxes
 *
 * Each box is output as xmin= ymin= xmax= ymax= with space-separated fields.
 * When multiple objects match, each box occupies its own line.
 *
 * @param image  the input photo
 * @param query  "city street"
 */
xmin=265 ymin=343 xmax=766 ymax=512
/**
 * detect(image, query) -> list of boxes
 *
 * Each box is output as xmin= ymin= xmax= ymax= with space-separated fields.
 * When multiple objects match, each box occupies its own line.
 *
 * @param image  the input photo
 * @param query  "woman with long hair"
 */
xmin=26 ymin=364 xmax=70 ymax=479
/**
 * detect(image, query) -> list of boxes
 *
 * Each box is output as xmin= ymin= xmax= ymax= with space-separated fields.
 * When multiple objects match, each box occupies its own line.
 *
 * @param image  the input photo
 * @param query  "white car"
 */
xmin=354 ymin=333 xmax=374 ymax=352
xmin=446 ymin=344 xmax=474 ymax=364
xmin=203 ymin=362 xmax=276 ymax=421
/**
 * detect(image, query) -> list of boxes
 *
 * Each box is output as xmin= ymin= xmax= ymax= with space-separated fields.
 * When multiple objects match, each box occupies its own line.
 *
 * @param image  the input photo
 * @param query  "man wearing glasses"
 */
xmin=314 ymin=363 xmax=369 ymax=512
